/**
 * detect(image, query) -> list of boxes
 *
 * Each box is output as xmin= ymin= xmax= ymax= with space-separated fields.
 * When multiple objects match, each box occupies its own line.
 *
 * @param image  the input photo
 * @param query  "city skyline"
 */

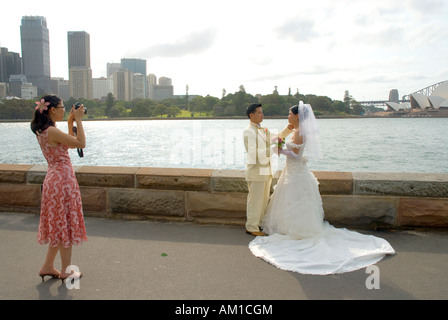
xmin=0 ymin=0 xmax=447 ymax=101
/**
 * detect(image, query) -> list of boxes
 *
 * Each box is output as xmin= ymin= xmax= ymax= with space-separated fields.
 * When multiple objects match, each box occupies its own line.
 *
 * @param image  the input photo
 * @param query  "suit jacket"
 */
xmin=243 ymin=123 xmax=292 ymax=182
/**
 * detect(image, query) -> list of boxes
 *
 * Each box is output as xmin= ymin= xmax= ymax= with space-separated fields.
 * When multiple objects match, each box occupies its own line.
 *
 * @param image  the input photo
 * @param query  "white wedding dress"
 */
xmin=249 ymin=140 xmax=395 ymax=275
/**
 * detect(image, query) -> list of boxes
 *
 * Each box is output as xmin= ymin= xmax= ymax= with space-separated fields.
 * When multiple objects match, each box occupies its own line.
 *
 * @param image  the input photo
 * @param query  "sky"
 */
xmin=1 ymin=0 xmax=447 ymax=101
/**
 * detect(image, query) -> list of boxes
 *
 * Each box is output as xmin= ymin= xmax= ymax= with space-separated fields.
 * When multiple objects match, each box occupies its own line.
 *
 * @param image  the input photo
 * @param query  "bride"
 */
xmin=249 ymin=102 xmax=395 ymax=275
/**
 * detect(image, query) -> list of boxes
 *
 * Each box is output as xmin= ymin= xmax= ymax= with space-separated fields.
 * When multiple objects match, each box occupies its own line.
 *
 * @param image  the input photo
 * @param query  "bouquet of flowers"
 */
xmin=271 ymin=136 xmax=285 ymax=149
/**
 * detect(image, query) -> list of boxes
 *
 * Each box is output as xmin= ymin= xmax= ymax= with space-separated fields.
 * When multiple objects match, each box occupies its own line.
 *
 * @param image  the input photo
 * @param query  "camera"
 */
xmin=74 ymin=102 xmax=87 ymax=114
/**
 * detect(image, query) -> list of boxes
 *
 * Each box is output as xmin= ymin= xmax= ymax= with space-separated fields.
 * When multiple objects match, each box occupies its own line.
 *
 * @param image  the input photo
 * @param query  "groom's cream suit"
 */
xmin=243 ymin=122 xmax=292 ymax=233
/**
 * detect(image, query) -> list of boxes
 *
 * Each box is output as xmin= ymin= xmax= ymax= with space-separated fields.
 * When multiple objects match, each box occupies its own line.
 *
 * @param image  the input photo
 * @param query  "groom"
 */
xmin=243 ymin=103 xmax=293 ymax=236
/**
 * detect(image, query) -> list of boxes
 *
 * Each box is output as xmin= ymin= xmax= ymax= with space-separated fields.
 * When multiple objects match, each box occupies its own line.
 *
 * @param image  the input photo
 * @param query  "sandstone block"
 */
xmin=186 ymin=191 xmax=247 ymax=224
xmin=137 ymin=167 xmax=212 ymax=191
xmin=211 ymin=170 xmax=248 ymax=193
xmin=322 ymin=195 xmax=398 ymax=228
xmin=76 ymin=166 xmax=138 ymax=188
xmin=0 ymin=164 xmax=33 ymax=183
xmin=27 ymin=164 xmax=48 ymax=184
xmin=397 ymin=198 xmax=448 ymax=228
xmin=313 ymin=171 xmax=353 ymax=195
xmin=354 ymin=172 xmax=448 ymax=197
xmin=109 ymin=188 xmax=185 ymax=218
xmin=0 ymin=184 xmax=41 ymax=207
xmin=79 ymin=187 xmax=108 ymax=213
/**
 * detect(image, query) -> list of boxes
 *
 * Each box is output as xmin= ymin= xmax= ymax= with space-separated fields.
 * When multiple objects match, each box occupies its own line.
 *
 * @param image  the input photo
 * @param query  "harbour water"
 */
xmin=1 ymin=118 xmax=447 ymax=173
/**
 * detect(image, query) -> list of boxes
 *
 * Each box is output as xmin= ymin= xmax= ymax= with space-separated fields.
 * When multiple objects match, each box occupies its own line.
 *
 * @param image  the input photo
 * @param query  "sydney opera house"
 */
xmin=385 ymin=80 xmax=448 ymax=116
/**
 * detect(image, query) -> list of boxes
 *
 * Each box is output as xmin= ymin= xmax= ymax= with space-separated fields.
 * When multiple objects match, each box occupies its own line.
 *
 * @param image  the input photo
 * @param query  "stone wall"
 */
xmin=1 ymin=163 xmax=447 ymax=229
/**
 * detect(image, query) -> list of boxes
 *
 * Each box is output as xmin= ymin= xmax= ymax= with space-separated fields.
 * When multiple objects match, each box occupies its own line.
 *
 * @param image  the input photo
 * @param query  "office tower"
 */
xmin=20 ymin=16 xmax=51 ymax=95
xmin=21 ymin=82 xmax=38 ymax=99
xmin=0 ymin=83 xmax=7 ymax=98
xmin=69 ymin=67 xmax=93 ymax=100
xmin=389 ymin=89 xmax=399 ymax=103
xmin=93 ymin=77 xmax=113 ymax=100
xmin=0 ymin=47 xmax=22 ymax=83
xmin=121 ymin=58 xmax=146 ymax=75
xmin=68 ymin=31 xmax=91 ymax=69
xmin=113 ymin=69 xmax=132 ymax=101
xmin=51 ymin=77 xmax=69 ymax=100
xmin=121 ymin=58 xmax=147 ymax=97
xmin=149 ymin=76 xmax=174 ymax=101
xmin=9 ymin=74 xmax=28 ymax=98
xmin=107 ymin=63 xmax=121 ymax=78
xmin=147 ymin=74 xmax=157 ymax=85
xmin=68 ymin=31 xmax=92 ymax=99
xmin=132 ymin=73 xmax=145 ymax=99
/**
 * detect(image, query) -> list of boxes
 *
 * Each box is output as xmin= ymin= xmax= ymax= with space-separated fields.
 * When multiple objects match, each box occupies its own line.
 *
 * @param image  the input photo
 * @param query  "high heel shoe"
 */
xmin=38 ymin=273 xmax=60 ymax=282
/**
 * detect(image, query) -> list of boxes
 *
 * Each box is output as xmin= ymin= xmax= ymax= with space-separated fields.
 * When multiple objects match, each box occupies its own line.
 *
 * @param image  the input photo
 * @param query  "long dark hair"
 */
xmin=30 ymin=95 xmax=62 ymax=136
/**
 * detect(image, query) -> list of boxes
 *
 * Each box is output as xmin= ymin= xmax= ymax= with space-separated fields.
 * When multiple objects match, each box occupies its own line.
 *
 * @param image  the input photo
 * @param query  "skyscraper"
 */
xmin=121 ymin=58 xmax=146 ymax=75
xmin=121 ymin=58 xmax=147 ymax=97
xmin=68 ymin=31 xmax=92 ymax=99
xmin=68 ymin=31 xmax=91 ymax=69
xmin=20 ymin=16 xmax=51 ymax=95
xmin=0 ymin=47 xmax=22 ymax=83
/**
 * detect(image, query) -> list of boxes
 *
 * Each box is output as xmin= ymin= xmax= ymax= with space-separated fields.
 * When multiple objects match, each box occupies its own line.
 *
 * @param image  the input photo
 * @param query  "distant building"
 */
xmin=107 ymin=63 xmax=121 ymax=78
xmin=93 ymin=77 xmax=113 ymax=100
xmin=121 ymin=58 xmax=147 ymax=98
xmin=0 ymin=83 xmax=8 ymax=98
xmin=21 ymin=82 xmax=38 ymax=99
xmin=9 ymin=74 xmax=28 ymax=98
xmin=68 ymin=31 xmax=92 ymax=100
xmin=51 ymin=77 xmax=69 ymax=100
xmin=147 ymin=74 xmax=157 ymax=85
xmin=0 ymin=47 xmax=22 ymax=84
xmin=410 ymin=81 xmax=448 ymax=110
xmin=69 ymin=67 xmax=93 ymax=100
xmin=59 ymin=81 xmax=69 ymax=101
xmin=388 ymin=89 xmax=399 ymax=103
xmin=132 ymin=73 xmax=145 ymax=99
xmin=68 ymin=31 xmax=91 ymax=69
xmin=148 ymin=76 xmax=174 ymax=101
xmin=20 ymin=16 xmax=51 ymax=95
xmin=121 ymin=58 xmax=146 ymax=75
xmin=113 ymin=69 xmax=132 ymax=101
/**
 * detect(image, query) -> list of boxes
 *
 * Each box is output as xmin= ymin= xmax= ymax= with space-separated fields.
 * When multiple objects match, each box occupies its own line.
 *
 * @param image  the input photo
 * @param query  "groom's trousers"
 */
xmin=246 ymin=178 xmax=272 ymax=232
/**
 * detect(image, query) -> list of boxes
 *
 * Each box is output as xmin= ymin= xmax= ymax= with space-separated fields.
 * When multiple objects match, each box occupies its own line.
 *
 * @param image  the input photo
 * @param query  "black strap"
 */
xmin=72 ymin=126 xmax=84 ymax=158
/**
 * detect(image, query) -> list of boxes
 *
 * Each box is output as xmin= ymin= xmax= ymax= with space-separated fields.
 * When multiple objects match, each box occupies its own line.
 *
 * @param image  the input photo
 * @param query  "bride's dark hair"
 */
xmin=290 ymin=104 xmax=309 ymax=121
xmin=30 ymin=95 xmax=62 ymax=136
xmin=290 ymin=105 xmax=299 ymax=115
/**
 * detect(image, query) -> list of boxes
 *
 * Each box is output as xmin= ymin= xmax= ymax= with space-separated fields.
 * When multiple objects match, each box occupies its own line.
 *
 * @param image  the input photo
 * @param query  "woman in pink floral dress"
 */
xmin=31 ymin=95 xmax=87 ymax=282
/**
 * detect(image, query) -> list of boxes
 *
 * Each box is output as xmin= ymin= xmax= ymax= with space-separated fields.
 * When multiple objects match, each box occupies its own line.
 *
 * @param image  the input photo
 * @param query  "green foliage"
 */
xmin=0 ymin=99 xmax=35 ymax=119
xmin=0 ymin=87 xmax=365 ymax=120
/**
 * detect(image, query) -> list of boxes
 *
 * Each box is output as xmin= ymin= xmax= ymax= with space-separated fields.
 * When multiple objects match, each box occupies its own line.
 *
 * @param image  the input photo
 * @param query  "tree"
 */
xmin=344 ymin=90 xmax=352 ymax=110
xmin=351 ymin=100 xmax=364 ymax=115
xmin=213 ymin=105 xmax=225 ymax=116
xmin=154 ymin=104 xmax=168 ymax=117
xmin=166 ymin=106 xmax=181 ymax=117
xmin=205 ymin=95 xmax=220 ymax=112
xmin=0 ymin=99 xmax=34 ymax=119
xmin=307 ymin=96 xmax=333 ymax=112
xmin=333 ymin=100 xmax=348 ymax=114
xmin=105 ymin=93 xmax=115 ymax=117
xmin=109 ymin=103 xmax=127 ymax=118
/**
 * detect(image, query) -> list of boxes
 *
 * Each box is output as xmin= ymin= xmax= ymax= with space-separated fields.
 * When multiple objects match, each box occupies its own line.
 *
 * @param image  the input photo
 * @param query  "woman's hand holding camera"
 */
xmin=68 ymin=104 xmax=85 ymax=124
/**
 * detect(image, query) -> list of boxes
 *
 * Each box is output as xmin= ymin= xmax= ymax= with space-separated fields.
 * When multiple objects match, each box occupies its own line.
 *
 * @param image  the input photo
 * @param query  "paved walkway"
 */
xmin=0 ymin=212 xmax=447 ymax=300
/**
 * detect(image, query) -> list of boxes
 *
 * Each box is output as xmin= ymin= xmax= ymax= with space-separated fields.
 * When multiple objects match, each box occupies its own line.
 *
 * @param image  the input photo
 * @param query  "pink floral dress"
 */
xmin=36 ymin=128 xmax=87 ymax=248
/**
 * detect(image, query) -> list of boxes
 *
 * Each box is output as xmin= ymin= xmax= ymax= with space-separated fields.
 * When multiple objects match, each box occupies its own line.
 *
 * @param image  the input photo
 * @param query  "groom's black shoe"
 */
xmin=246 ymin=230 xmax=268 ymax=237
